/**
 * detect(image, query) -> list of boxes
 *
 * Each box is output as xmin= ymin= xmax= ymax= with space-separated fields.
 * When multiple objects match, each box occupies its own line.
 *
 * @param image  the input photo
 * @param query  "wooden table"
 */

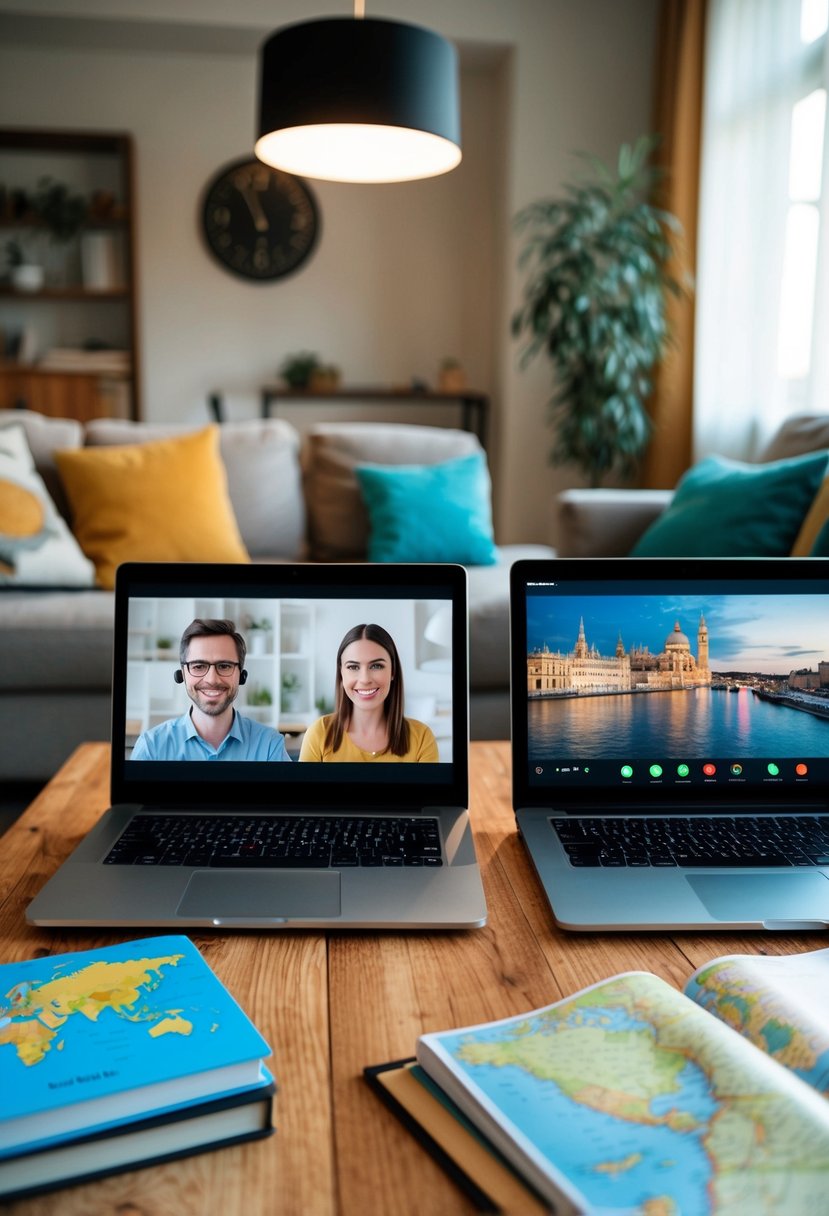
xmin=2 ymin=742 xmax=825 ymax=1216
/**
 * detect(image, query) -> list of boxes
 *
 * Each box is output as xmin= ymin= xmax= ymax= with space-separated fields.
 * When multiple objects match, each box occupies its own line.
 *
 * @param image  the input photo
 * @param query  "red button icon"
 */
xmin=703 ymin=763 xmax=717 ymax=777
xmin=796 ymin=763 xmax=809 ymax=776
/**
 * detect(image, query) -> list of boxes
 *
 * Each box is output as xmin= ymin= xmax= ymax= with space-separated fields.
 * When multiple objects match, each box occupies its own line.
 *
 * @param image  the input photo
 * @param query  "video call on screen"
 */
xmin=124 ymin=593 xmax=455 ymax=766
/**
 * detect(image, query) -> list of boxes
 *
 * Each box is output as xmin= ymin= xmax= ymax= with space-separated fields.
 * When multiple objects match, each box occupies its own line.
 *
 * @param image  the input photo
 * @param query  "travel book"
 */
xmin=372 ymin=948 xmax=829 ymax=1215
xmin=0 ymin=935 xmax=274 ymax=1199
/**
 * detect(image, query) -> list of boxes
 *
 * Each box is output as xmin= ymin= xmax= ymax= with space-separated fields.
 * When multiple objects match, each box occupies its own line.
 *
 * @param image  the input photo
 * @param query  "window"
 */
xmin=695 ymin=0 xmax=829 ymax=459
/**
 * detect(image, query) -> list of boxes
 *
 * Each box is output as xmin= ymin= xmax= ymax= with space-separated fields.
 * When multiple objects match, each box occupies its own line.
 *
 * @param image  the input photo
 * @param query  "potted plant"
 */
xmin=308 ymin=364 xmax=341 ymax=393
xmin=511 ymin=136 xmax=690 ymax=487
xmin=244 ymin=616 xmax=272 ymax=655
xmin=278 ymin=351 xmax=320 ymax=390
xmin=280 ymin=672 xmax=301 ymax=713
xmin=32 ymin=177 xmax=88 ymax=243
xmin=247 ymin=684 xmax=273 ymax=708
xmin=438 ymin=358 xmax=465 ymax=393
xmin=5 ymin=237 xmax=44 ymax=293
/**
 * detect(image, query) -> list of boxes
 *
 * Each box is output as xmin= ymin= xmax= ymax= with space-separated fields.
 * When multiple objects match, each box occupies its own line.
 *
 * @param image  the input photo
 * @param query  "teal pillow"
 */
xmin=355 ymin=452 xmax=498 ymax=565
xmin=631 ymin=451 xmax=829 ymax=557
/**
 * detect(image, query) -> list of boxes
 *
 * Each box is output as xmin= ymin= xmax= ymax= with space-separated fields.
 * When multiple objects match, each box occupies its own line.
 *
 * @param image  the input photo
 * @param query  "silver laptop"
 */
xmin=510 ymin=557 xmax=829 ymax=931
xmin=28 ymin=561 xmax=486 ymax=930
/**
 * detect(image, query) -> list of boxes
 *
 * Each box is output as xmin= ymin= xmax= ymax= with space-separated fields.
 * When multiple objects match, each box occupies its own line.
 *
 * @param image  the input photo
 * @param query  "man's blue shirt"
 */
xmin=131 ymin=709 xmax=292 ymax=761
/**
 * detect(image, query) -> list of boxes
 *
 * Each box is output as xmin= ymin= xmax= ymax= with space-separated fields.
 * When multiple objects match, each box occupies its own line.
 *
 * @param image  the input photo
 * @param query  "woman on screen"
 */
xmin=299 ymin=623 xmax=439 ymax=762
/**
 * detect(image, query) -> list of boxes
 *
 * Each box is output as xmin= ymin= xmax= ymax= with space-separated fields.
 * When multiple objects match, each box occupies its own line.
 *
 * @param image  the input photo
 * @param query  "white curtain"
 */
xmin=695 ymin=0 xmax=829 ymax=460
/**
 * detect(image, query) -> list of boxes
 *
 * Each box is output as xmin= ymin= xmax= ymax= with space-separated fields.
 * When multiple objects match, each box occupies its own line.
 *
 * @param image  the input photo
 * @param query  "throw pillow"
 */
xmin=630 ymin=451 xmax=829 ymax=557
xmin=0 ymin=424 xmax=96 ymax=587
xmin=55 ymin=425 xmax=250 ymax=589
xmin=355 ymin=452 xmax=498 ymax=565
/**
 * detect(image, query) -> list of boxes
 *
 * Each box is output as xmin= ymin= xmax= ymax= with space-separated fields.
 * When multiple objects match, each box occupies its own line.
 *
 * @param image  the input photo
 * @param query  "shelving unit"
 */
xmin=0 ymin=128 xmax=140 ymax=420
xmin=125 ymin=598 xmax=317 ymax=748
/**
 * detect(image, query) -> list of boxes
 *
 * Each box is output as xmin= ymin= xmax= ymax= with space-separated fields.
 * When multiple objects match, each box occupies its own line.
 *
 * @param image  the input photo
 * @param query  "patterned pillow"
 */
xmin=0 ymin=424 xmax=95 ymax=587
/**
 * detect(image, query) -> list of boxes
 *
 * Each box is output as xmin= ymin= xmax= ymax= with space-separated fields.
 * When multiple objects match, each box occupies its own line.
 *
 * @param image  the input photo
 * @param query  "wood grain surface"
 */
xmin=1 ymin=742 xmax=824 ymax=1216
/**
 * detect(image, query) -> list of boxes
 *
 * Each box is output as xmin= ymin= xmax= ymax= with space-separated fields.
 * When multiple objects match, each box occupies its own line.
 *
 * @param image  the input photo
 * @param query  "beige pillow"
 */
xmin=56 ymin=425 xmax=249 ymax=589
xmin=303 ymin=422 xmax=482 ymax=559
xmin=85 ymin=417 xmax=305 ymax=558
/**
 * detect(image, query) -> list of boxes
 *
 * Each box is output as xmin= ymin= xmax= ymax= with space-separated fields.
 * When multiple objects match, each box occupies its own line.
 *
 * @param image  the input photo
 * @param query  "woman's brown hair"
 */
xmin=325 ymin=623 xmax=409 ymax=756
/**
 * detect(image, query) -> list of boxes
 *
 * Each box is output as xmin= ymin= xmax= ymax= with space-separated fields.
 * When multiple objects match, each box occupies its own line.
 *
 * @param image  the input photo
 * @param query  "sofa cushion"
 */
xmin=55 ymin=425 xmax=250 ymax=588
xmin=0 ymin=408 xmax=82 ymax=521
xmin=0 ymin=589 xmax=114 ymax=692
xmin=630 ymin=451 xmax=829 ymax=557
xmin=355 ymin=452 xmax=498 ymax=565
xmin=85 ymin=417 xmax=305 ymax=558
xmin=0 ymin=423 xmax=96 ymax=587
xmin=466 ymin=545 xmax=556 ymax=688
xmin=759 ymin=414 xmax=829 ymax=463
xmin=303 ymin=422 xmax=482 ymax=559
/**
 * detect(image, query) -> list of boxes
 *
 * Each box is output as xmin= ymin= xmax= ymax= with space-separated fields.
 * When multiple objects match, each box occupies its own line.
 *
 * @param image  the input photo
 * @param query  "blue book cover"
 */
xmin=0 ymin=935 xmax=272 ymax=1157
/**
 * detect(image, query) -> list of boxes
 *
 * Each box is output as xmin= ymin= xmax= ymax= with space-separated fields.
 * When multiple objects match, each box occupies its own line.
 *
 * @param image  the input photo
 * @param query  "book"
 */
xmin=374 ymin=948 xmax=829 ymax=1215
xmin=365 ymin=1058 xmax=548 ymax=1214
xmin=0 ymin=935 xmax=274 ymax=1198
xmin=0 ymin=1073 xmax=274 ymax=1200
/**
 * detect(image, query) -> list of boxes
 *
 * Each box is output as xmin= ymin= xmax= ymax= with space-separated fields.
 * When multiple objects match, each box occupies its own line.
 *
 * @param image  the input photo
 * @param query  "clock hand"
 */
xmin=238 ymin=183 xmax=270 ymax=232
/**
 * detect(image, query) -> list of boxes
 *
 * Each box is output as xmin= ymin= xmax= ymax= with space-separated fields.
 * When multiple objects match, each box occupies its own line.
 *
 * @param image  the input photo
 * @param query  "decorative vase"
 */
xmin=12 ymin=263 xmax=44 ymax=292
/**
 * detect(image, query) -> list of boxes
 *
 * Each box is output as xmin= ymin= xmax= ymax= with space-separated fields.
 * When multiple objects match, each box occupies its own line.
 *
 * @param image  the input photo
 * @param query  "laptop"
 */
xmin=510 ymin=557 xmax=829 ymax=931
xmin=27 ymin=561 xmax=486 ymax=930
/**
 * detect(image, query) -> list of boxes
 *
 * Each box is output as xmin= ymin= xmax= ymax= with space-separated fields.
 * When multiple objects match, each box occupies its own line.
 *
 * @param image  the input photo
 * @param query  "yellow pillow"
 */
xmin=55 ymin=425 xmax=249 ymax=588
xmin=791 ymin=474 xmax=829 ymax=555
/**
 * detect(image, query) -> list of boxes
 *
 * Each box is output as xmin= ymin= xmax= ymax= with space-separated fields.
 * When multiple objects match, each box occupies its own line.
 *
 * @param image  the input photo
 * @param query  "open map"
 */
xmin=419 ymin=954 xmax=829 ymax=1215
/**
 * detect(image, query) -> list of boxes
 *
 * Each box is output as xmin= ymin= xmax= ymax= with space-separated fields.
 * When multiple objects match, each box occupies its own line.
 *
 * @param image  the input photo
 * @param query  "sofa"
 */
xmin=0 ymin=410 xmax=554 ymax=782
xmin=556 ymin=414 xmax=829 ymax=558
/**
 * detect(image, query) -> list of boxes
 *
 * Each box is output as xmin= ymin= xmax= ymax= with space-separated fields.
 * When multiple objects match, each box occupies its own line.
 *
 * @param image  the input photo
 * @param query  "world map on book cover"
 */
xmin=0 ymin=936 xmax=269 ymax=1129
xmin=432 ymin=972 xmax=829 ymax=1215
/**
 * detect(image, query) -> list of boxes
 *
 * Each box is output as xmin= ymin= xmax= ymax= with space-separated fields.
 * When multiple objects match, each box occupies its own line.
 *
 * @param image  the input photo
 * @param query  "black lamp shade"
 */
xmin=255 ymin=17 xmax=462 ymax=183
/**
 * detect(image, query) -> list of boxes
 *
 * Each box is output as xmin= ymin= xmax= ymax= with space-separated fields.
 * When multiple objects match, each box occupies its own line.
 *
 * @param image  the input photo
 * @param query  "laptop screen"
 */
xmin=111 ymin=563 xmax=468 ymax=810
xmin=511 ymin=558 xmax=829 ymax=807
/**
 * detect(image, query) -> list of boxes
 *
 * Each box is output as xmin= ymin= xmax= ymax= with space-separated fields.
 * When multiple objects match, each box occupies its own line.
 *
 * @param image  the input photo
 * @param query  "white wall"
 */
xmin=0 ymin=0 xmax=658 ymax=545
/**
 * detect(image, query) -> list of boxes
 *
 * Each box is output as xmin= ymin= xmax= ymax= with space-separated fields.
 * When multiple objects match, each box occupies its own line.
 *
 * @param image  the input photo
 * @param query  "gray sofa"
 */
xmin=0 ymin=410 xmax=554 ymax=782
xmin=555 ymin=414 xmax=829 ymax=557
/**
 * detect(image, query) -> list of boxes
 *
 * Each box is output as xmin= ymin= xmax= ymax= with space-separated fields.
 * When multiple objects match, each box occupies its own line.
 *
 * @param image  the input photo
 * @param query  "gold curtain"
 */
xmin=641 ymin=0 xmax=708 ymax=488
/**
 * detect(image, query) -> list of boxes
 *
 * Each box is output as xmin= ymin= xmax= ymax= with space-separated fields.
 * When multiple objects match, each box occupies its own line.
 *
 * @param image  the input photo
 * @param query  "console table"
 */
xmin=1 ymin=742 xmax=822 ymax=1216
xmin=209 ymin=386 xmax=489 ymax=446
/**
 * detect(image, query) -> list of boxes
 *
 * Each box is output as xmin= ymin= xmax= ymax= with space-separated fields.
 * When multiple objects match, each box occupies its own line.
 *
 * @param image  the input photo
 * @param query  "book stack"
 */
xmin=0 ymin=935 xmax=274 ymax=1201
xmin=368 ymin=947 xmax=829 ymax=1214
xmin=39 ymin=347 xmax=131 ymax=376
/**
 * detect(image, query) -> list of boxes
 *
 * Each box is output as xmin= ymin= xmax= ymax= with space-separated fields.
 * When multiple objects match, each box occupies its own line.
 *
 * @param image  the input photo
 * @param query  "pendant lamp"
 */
xmin=254 ymin=5 xmax=462 ymax=184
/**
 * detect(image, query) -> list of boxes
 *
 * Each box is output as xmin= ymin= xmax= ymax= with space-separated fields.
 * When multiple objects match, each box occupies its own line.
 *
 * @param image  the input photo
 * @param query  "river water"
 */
xmin=528 ymin=687 xmax=828 ymax=759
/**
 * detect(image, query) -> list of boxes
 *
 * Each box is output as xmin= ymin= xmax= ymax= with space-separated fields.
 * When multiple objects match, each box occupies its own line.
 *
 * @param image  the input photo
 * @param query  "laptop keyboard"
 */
xmin=103 ymin=814 xmax=443 ymax=868
xmin=553 ymin=815 xmax=829 ymax=867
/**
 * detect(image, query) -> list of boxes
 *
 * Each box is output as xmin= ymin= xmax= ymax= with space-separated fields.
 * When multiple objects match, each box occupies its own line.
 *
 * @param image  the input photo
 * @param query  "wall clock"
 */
xmin=201 ymin=158 xmax=319 ymax=281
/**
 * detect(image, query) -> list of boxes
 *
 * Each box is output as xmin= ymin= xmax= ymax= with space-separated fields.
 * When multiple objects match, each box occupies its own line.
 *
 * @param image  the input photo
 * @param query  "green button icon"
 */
xmin=767 ymin=762 xmax=780 ymax=776
xmin=621 ymin=765 xmax=634 ymax=779
xmin=677 ymin=763 xmax=690 ymax=778
xmin=649 ymin=764 xmax=663 ymax=778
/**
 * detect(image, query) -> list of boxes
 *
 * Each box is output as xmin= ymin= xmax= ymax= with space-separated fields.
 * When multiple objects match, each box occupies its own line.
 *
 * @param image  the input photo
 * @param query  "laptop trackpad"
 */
xmin=687 ymin=872 xmax=829 ymax=924
xmin=178 ymin=871 xmax=341 ymax=921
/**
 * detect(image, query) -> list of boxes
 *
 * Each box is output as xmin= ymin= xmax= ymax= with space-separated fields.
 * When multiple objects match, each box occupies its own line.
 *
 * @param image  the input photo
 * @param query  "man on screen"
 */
xmin=131 ymin=618 xmax=292 ymax=762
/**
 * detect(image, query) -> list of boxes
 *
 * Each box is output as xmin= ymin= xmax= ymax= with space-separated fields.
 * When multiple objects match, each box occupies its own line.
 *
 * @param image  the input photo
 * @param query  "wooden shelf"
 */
xmin=0 ymin=286 xmax=129 ymax=301
xmin=0 ymin=126 xmax=140 ymax=420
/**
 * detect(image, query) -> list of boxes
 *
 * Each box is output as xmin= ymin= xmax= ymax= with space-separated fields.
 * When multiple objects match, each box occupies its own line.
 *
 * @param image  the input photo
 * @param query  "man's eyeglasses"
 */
xmin=181 ymin=660 xmax=240 ymax=678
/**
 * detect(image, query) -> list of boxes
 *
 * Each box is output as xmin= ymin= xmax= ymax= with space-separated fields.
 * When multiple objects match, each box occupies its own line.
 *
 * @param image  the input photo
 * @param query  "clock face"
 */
xmin=201 ymin=158 xmax=319 ymax=281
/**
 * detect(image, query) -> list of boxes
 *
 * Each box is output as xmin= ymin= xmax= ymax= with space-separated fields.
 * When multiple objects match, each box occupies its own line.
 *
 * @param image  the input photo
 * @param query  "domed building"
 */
xmin=527 ymin=614 xmax=711 ymax=696
xmin=629 ymin=614 xmax=710 ymax=689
